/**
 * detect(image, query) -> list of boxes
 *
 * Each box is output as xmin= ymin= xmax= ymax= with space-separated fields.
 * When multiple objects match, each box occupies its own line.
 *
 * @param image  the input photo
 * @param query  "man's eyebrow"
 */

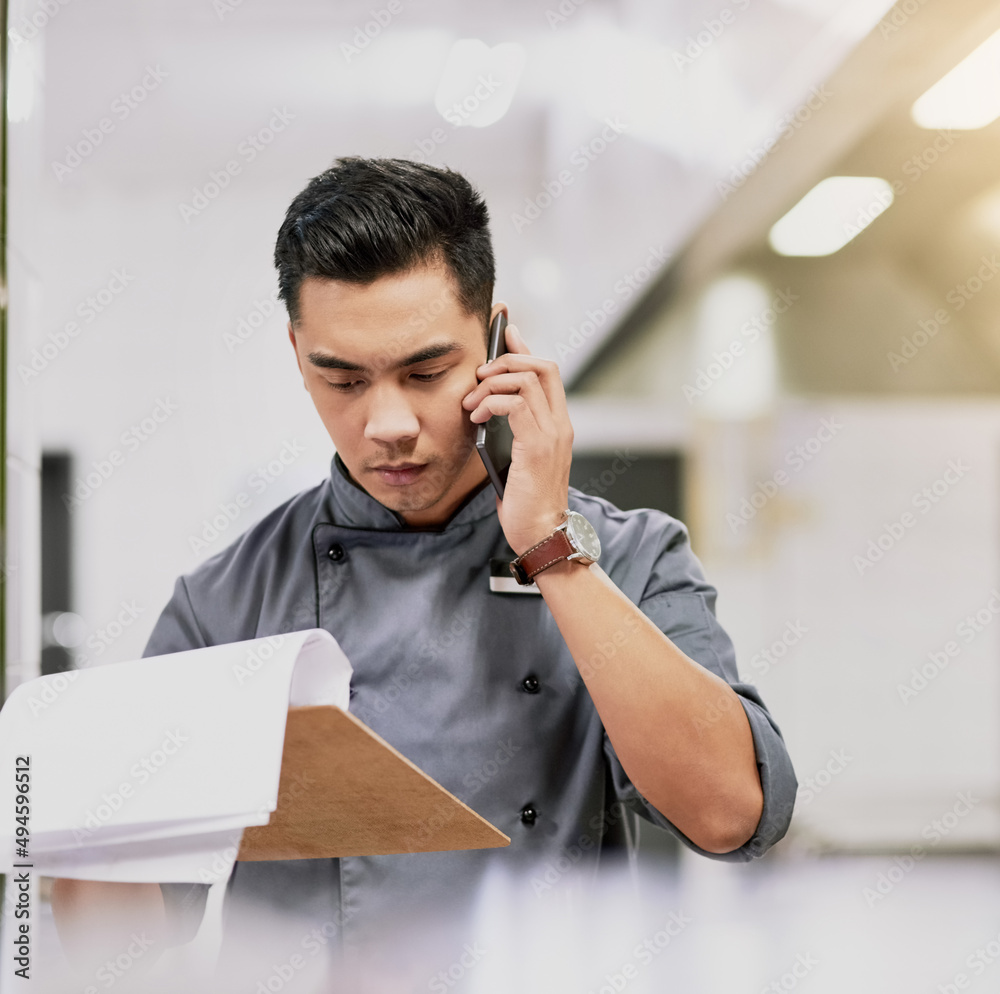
xmin=306 ymin=341 xmax=465 ymax=373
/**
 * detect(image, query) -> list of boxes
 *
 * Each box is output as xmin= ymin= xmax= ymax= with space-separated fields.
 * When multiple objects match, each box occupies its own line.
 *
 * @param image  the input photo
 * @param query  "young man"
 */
xmin=54 ymin=156 xmax=796 ymax=978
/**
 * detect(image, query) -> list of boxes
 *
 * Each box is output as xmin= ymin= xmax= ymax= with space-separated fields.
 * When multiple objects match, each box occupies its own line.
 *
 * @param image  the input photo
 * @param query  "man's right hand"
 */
xmin=50 ymin=878 xmax=168 ymax=975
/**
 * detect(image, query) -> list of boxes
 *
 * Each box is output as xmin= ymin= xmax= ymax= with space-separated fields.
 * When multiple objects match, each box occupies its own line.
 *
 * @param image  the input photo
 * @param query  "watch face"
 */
xmin=566 ymin=512 xmax=602 ymax=561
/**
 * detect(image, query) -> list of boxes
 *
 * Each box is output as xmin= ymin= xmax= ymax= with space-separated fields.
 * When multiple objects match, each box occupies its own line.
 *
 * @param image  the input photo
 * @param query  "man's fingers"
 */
xmin=468 ymin=373 xmax=556 ymax=435
xmin=470 ymin=393 xmax=542 ymax=439
xmin=476 ymin=352 xmax=568 ymax=420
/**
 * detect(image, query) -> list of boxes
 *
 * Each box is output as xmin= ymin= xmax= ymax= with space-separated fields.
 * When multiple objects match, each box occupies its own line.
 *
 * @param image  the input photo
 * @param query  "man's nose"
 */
xmin=363 ymin=386 xmax=420 ymax=444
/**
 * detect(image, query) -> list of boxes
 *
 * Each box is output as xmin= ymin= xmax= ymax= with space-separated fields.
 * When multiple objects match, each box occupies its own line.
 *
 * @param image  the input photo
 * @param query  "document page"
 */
xmin=0 ymin=628 xmax=351 ymax=883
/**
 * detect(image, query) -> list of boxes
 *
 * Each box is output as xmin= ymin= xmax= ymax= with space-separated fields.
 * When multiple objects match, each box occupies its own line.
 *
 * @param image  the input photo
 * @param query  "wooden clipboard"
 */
xmin=238 ymin=706 xmax=510 ymax=860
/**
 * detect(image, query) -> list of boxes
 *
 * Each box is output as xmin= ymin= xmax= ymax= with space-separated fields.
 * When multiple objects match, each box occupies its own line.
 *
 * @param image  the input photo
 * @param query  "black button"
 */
xmin=520 ymin=675 xmax=540 ymax=694
xmin=520 ymin=804 xmax=537 ymax=826
xmin=327 ymin=543 xmax=346 ymax=562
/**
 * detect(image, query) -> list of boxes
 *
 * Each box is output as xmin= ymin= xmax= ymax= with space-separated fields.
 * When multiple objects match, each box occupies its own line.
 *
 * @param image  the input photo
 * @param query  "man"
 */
xmin=54 ymin=156 xmax=796 ymax=982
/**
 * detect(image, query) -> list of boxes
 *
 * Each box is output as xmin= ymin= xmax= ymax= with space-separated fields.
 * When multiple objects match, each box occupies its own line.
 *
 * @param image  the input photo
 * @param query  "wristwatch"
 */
xmin=509 ymin=509 xmax=602 ymax=585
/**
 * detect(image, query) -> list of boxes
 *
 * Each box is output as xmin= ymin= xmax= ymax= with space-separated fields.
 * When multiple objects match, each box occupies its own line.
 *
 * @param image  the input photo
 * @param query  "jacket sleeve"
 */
xmin=142 ymin=575 xmax=213 ymax=945
xmin=602 ymin=514 xmax=798 ymax=862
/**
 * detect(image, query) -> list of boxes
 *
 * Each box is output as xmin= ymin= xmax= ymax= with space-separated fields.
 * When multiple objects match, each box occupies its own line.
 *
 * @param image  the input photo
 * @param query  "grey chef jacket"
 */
xmin=145 ymin=452 xmax=796 ymax=957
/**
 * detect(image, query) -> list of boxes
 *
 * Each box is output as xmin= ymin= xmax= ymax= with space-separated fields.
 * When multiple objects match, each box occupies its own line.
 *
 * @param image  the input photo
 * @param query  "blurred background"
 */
xmin=4 ymin=0 xmax=1000 ymax=989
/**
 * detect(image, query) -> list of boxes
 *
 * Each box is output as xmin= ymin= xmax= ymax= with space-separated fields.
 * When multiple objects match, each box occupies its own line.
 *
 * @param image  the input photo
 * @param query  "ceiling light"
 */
xmin=434 ymin=39 xmax=525 ymax=128
xmin=912 ymin=27 xmax=1000 ymax=130
xmin=769 ymin=176 xmax=894 ymax=257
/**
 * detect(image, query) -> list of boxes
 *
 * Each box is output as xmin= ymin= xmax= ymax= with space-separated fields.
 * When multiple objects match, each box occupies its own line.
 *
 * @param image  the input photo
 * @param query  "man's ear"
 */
xmin=287 ymin=322 xmax=306 ymax=387
xmin=489 ymin=301 xmax=508 ymax=325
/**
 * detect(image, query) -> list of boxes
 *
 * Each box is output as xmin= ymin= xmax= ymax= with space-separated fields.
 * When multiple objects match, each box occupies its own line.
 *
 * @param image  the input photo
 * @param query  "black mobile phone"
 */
xmin=475 ymin=311 xmax=514 ymax=499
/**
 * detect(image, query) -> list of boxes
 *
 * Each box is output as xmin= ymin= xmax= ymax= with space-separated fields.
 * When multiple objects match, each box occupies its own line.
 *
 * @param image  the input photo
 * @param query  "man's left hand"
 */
xmin=461 ymin=322 xmax=573 ymax=555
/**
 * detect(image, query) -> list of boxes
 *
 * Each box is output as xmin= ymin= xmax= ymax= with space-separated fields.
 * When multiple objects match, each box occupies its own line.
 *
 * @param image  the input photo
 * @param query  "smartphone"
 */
xmin=475 ymin=311 xmax=514 ymax=499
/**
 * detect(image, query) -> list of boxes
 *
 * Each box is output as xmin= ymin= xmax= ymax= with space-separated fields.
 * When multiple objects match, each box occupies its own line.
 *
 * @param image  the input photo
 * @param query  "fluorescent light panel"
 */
xmin=912 ymin=27 xmax=1000 ymax=130
xmin=769 ymin=176 xmax=894 ymax=257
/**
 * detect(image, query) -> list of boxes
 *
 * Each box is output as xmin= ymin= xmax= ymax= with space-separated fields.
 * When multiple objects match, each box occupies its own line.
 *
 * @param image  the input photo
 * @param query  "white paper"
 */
xmin=0 ymin=628 xmax=351 ymax=883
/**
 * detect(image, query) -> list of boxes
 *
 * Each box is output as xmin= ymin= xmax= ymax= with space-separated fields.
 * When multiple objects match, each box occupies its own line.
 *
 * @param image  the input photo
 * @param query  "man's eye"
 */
xmin=411 ymin=370 xmax=446 ymax=383
xmin=328 ymin=380 xmax=362 ymax=392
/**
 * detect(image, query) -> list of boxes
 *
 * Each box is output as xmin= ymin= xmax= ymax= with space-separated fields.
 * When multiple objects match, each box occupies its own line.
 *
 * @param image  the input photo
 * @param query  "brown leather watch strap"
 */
xmin=509 ymin=528 xmax=575 ymax=585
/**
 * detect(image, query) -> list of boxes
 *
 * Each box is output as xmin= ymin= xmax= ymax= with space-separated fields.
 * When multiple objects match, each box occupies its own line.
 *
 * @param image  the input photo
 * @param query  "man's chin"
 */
xmin=364 ymin=464 xmax=453 ymax=512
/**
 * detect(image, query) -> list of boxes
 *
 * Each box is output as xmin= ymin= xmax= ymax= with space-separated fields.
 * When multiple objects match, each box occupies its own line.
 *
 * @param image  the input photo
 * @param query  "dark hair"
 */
xmin=274 ymin=156 xmax=495 ymax=333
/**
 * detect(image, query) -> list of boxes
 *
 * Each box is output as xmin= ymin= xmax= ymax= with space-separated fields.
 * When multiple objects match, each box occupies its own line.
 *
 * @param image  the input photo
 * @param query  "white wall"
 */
xmin=697 ymin=401 xmax=1000 ymax=849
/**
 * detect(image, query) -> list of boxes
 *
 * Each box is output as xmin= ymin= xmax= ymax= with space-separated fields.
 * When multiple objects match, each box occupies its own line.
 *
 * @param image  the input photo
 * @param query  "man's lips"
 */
xmin=369 ymin=463 xmax=428 ymax=486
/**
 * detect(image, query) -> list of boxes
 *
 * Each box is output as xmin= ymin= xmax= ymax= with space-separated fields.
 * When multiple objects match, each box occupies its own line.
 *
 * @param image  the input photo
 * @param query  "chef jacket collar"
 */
xmin=327 ymin=452 xmax=498 ymax=531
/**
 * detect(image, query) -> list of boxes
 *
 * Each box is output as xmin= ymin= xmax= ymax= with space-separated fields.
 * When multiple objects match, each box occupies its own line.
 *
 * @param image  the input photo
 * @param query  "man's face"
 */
xmin=288 ymin=262 xmax=501 ymax=527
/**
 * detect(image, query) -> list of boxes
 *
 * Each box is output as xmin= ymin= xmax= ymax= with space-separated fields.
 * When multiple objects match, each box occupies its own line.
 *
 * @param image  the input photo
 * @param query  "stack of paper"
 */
xmin=0 ymin=629 xmax=352 ymax=884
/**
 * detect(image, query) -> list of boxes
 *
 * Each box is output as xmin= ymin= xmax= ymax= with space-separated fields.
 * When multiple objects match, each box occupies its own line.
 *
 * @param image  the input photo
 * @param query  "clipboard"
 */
xmin=0 ymin=630 xmax=509 ymax=882
xmin=238 ymin=705 xmax=510 ymax=860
